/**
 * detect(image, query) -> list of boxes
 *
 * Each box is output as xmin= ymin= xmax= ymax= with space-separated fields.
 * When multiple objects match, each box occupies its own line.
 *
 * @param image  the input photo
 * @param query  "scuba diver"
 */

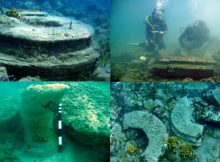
xmin=145 ymin=8 xmax=167 ymax=52
xmin=179 ymin=20 xmax=209 ymax=50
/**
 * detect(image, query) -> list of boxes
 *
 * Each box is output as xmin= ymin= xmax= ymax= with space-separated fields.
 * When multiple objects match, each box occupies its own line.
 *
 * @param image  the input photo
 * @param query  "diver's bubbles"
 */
xmin=189 ymin=0 xmax=202 ymax=11
xmin=156 ymin=0 xmax=168 ymax=10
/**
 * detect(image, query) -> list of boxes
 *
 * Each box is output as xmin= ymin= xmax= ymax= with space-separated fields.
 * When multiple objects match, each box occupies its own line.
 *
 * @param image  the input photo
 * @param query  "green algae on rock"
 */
xmin=21 ymin=83 xmax=70 ymax=156
xmin=61 ymin=82 xmax=110 ymax=146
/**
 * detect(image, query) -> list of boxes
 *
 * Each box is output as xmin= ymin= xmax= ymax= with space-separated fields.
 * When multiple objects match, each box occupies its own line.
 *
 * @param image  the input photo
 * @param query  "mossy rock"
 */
xmin=5 ymin=9 xmax=21 ymax=19
xmin=23 ymin=83 xmax=70 ymax=110
xmin=62 ymin=82 xmax=110 ymax=147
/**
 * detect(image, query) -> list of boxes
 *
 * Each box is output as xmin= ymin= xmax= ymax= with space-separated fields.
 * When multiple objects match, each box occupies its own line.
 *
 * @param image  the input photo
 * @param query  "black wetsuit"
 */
xmin=146 ymin=16 xmax=167 ymax=51
xmin=179 ymin=20 xmax=209 ymax=49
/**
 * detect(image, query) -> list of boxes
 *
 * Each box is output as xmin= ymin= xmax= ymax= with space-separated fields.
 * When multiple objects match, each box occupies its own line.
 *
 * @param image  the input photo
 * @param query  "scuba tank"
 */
xmin=179 ymin=20 xmax=209 ymax=49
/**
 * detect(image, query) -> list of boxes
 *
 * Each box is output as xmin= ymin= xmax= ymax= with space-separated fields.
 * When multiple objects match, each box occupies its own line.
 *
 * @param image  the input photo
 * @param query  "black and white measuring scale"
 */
xmin=58 ymin=103 xmax=63 ymax=152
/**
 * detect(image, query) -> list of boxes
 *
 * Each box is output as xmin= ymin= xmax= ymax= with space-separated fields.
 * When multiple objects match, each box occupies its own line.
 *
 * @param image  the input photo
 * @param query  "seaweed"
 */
xmin=179 ymin=144 xmax=194 ymax=159
xmin=127 ymin=144 xmax=138 ymax=154
xmin=5 ymin=9 xmax=21 ymax=19
xmin=166 ymin=136 xmax=178 ymax=150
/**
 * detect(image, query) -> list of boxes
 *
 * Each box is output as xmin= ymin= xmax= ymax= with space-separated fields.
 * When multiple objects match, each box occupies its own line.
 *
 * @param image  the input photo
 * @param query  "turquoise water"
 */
xmin=111 ymin=0 xmax=220 ymax=57
xmin=111 ymin=0 xmax=220 ymax=81
xmin=0 ymin=82 xmax=109 ymax=162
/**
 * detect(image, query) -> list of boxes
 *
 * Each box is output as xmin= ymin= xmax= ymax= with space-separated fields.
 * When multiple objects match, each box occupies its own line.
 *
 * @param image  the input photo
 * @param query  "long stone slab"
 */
xmin=151 ymin=56 xmax=215 ymax=79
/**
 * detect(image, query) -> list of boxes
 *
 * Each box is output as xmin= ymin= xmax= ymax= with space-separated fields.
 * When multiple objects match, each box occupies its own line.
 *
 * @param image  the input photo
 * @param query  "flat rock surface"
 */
xmin=0 ymin=14 xmax=93 ymax=42
xmin=0 ymin=11 xmax=99 ymax=80
xmin=61 ymin=82 xmax=110 ymax=146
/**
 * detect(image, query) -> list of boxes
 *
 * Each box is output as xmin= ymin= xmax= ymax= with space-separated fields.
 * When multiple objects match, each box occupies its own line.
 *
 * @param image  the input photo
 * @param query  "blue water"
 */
xmin=5 ymin=0 xmax=110 ymax=28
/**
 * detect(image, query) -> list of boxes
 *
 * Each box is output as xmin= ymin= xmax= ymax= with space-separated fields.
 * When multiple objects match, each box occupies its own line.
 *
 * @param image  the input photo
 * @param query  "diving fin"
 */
xmin=128 ymin=41 xmax=148 ymax=47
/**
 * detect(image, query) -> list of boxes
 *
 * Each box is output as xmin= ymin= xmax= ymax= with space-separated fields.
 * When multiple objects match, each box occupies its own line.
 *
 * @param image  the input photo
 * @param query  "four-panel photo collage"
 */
xmin=0 ymin=0 xmax=220 ymax=161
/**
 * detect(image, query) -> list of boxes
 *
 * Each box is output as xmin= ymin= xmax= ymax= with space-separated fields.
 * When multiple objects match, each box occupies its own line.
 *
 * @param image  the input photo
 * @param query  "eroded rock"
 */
xmin=151 ymin=56 xmax=216 ymax=79
xmin=123 ymin=111 xmax=168 ymax=162
xmin=61 ymin=82 xmax=110 ymax=146
xmin=0 ymin=11 xmax=100 ymax=80
xmin=0 ymin=66 xmax=8 ymax=81
xmin=21 ymin=83 xmax=70 ymax=156
xmin=171 ymin=97 xmax=204 ymax=146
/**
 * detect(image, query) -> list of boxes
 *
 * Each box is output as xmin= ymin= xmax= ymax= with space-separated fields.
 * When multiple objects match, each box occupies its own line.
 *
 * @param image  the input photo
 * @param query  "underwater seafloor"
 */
xmin=111 ymin=0 xmax=220 ymax=82
xmin=0 ymin=0 xmax=110 ymax=81
xmin=111 ymin=82 xmax=220 ymax=162
xmin=0 ymin=82 xmax=110 ymax=162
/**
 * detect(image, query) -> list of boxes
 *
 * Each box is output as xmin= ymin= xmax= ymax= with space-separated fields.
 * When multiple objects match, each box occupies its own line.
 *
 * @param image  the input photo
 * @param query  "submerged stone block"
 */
xmin=21 ymin=83 xmax=69 ymax=156
xmin=171 ymin=97 xmax=204 ymax=146
xmin=151 ymin=56 xmax=215 ymax=79
xmin=61 ymin=82 xmax=110 ymax=147
xmin=123 ymin=111 xmax=168 ymax=162
xmin=0 ymin=11 xmax=99 ymax=80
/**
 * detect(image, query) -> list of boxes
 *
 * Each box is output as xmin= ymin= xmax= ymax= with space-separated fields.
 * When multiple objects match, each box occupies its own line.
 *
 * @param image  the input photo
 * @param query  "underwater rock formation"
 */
xmin=61 ymin=82 xmax=110 ymax=147
xmin=21 ymin=83 xmax=69 ymax=156
xmin=171 ymin=97 xmax=204 ymax=146
xmin=123 ymin=111 xmax=168 ymax=162
xmin=151 ymin=56 xmax=216 ymax=79
xmin=110 ymin=123 xmax=126 ymax=157
xmin=196 ymin=127 xmax=220 ymax=161
xmin=0 ymin=11 xmax=99 ymax=80
xmin=194 ymin=87 xmax=220 ymax=123
xmin=212 ymin=87 xmax=220 ymax=106
xmin=195 ymin=105 xmax=220 ymax=124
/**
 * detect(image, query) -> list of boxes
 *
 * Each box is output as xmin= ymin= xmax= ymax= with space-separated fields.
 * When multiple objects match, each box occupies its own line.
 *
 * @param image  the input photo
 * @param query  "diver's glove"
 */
xmin=152 ymin=31 xmax=165 ymax=34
